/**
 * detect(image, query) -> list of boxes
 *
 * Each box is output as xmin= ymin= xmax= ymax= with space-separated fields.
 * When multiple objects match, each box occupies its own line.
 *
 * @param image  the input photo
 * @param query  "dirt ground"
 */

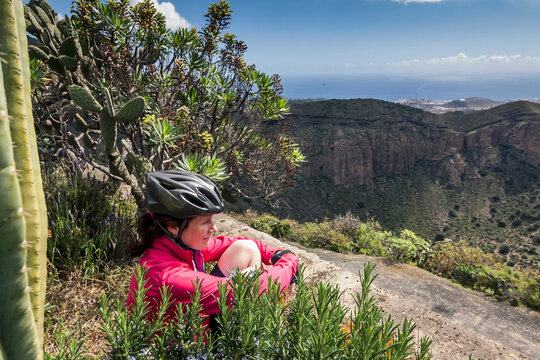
xmin=216 ymin=214 xmax=540 ymax=360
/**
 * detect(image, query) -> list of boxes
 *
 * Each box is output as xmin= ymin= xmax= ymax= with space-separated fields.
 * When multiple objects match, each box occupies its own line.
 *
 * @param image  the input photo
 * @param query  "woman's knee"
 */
xmin=217 ymin=240 xmax=261 ymax=275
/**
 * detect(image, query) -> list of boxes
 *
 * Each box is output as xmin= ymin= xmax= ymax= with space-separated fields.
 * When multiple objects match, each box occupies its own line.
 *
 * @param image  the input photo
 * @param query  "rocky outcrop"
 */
xmin=287 ymin=100 xmax=540 ymax=186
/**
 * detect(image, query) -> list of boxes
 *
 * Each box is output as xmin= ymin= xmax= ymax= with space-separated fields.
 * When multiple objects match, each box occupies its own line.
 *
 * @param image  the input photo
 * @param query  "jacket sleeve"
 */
xmin=204 ymin=235 xmax=285 ymax=265
xmin=163 ymin=252 xmax=299 ymax=314
xmin=163 ymin=265 xmax=232 ymax=314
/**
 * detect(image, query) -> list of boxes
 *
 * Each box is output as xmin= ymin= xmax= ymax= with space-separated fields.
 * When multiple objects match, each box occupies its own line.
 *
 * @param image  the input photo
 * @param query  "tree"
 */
xmin=27 ymin=0 xmax=304 ymax=207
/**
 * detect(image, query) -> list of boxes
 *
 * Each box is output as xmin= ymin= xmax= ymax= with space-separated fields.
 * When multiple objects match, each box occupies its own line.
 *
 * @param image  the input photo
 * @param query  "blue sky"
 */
xmin=42 ymin=0 xmax=540 ymax=99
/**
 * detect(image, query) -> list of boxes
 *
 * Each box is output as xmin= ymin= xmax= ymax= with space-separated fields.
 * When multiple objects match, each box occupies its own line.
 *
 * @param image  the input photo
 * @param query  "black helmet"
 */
xmin=145 ymin=170 xmax=224 ymax=218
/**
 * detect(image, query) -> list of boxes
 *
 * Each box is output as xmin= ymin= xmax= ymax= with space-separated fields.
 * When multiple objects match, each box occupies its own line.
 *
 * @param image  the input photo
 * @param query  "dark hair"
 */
xmin=128 ymin=211 xmax=186 ymax=257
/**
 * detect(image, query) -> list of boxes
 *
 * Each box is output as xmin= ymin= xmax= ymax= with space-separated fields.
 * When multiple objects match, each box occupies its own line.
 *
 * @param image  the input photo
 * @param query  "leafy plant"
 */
xmin=42 ymin=154 xmax=136 ymax=276
xmin=44 ymin=330 xmax=89 ymax=360
xmin=143 ymin=115 xmax=183 ymax=165
xmin=293 ymin=221 xmax=351 ymax=252
xmin=175 ymin=152 xmax=230 ymax=183
xmin=93 ymin=263 xmax=432 ymax=359
xmin=383 ymin=236 xmax=417 ymax=262
xmin=28 ymin=0 xmax=304 ymax=205
xmin=352 ymin=219 xmax=390 ymax=256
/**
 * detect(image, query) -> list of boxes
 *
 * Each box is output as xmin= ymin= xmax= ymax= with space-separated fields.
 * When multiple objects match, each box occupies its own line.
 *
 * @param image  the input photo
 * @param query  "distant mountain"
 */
xmin=394 ymin=97 xmax=539 ymax=114
xmin=235 ymin=99 xmax=540 ymax=269
xmin=287 ymin=98 xmax=327 ymax=104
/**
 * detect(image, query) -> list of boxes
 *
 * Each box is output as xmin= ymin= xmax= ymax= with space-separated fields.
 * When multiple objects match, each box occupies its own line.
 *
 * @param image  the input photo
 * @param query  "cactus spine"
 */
xmin=0 ymin=0 xmax=47 ymax=358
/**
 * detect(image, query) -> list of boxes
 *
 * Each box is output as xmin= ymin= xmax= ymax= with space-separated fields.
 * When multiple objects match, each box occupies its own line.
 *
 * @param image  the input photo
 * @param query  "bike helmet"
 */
xmin=145 ymin=170 xmax=224 ymax=218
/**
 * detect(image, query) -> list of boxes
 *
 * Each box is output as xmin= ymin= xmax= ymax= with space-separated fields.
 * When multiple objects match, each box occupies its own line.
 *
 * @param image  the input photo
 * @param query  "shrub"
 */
xmin=332 ymin=211 xmax=362 ymax=239
xmin=498 ymin=244 xmax=510 ymax=255
xmin=235 ymin=211 xmax=298 ymax=240
xmin=43 ymin=156 xmax=136 ymax=276
xmin=400 ymin=229 xmax=430 ymax=265
xmin=454 ymin=265 xmax=482 ymax=288
xmin=423 ymin=242 xmax=540 ymax=310
xmin=251 ymin=214 xmax=295 ymax=240
xmin=423 ymin=241 xmax=497 ymax=278
xmin=383 ymin=237 xmax=417 ymax=262
xmin=85 ymin=264 xmax=434 ymax=359
xmin=434 ymin=233 xmax=445 ymax=242
xmin=352 ymin=220 xmax=389 ymax=256
xmin=293 ymin=221 xmax=351 ymax=252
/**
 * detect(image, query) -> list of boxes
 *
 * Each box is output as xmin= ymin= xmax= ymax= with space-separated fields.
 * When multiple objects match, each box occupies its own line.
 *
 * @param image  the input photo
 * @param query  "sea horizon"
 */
xmin=281 ymin=73 xmax=540 ymax=102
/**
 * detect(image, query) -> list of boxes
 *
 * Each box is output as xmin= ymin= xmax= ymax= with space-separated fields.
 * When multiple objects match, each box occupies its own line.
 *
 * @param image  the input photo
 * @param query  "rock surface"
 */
xmin=287 ymin=100 xmax=540 ymax=186
xmin=215 ymin=213 xmax=540 ymax=360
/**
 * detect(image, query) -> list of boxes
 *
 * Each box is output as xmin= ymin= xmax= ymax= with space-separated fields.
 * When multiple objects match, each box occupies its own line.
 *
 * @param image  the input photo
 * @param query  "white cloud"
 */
xmin=394 ymin=53 xmax=540 ymax=67
xmin=375 ymin=52 xmax=540 ymax=76
xmin=130 ymin=0 xmax=191 ymax=29
xmin=345 ymin=63 xmax=357 ymax=68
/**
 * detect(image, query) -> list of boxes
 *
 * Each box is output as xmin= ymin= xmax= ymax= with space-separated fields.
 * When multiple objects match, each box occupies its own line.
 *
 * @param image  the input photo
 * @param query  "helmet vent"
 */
xmin=199 ymin=187 xmax=218 ymax=204
xmin=162 ymin=182 xmax=175 ymax=191
xmin=184 ymin=193 xmax=206 ymax=209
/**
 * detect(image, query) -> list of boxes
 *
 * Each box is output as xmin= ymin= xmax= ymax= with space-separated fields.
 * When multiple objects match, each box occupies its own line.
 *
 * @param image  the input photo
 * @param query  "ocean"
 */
xmin=281 ymin=74 xmax=540 ymax=102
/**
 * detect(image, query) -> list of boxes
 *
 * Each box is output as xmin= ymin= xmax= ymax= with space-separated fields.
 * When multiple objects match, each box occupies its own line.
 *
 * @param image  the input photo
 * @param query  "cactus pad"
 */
xmin=58 ymin=54 xmax=78 ymax=69
xmin=58 ymin=36 xmax=77 ymax=57
xmin=115 ymin=97 xmax=145 ymax=123
xmin=69 ymin=85 xmax=102 ymax=113
xmin=100 ymin=108 xmax=117 ymax=149
xmin=28 ymin=45 xmax=49 ymax=61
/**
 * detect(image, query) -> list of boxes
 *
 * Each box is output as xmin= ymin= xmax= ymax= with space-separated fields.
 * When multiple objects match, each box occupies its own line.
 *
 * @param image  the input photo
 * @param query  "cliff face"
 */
xmin=288 ymin=100 xmax=540 ymax=186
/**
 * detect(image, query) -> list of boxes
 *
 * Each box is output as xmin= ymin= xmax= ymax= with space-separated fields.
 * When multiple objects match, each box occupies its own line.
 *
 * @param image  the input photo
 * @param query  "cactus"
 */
xmin=115 ymin=97 xmax=146 ymax=123
xmin=1 ymin=0 xmax=47 ymax=358
xmin=68 ymin=85 xmax=102 ymax=112
xmin=69 ymin=84 xmax=147 ymax=205
xmin=24 ymin=0 xmax=86 ymax=82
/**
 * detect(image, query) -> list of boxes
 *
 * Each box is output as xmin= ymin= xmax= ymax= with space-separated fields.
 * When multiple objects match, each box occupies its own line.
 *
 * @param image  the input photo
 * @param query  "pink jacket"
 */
xmin=126 ymin=235 xmax=298 ymax=326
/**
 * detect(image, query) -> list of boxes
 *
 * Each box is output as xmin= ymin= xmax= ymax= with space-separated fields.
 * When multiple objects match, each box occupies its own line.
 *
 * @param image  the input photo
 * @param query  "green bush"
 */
xmin=498 ymin=244 xmax=510 ymax=255
xmin=43 ymin=156 xmax=136 ymax=276
xmin=399 ymin=229 xmax=430 ymax=265
xmin=454 ymin=265 xmax=482 ymax=288
xmin=352 ymin=220 xmax=389 ymax=256
xmin=424 ymin=241 xmax=540 ymax=310
xmin=423 ymin=241 xmax=497 ymax=278
xmin=383 ymin=237 xmax=417 ymax=262
xmin=235 ymin=211 xmax=298 ymax=240
xmin=293 ymin=221 xmax=351 ymax=252
xmin=83 ymin=264 xmax=434 ymax=359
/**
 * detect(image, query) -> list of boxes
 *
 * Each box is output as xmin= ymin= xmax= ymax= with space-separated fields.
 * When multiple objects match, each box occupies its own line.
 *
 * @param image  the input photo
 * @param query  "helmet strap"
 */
xmin=155 ymin=218 xmax=193 ymax=251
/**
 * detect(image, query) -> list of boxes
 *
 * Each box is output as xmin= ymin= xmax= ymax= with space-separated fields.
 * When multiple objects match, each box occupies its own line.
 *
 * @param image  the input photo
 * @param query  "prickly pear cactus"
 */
xmin=0 ymin=0 xmax=47 ymax=358
xmin=68 ymin=84 xmax=148 ymax=205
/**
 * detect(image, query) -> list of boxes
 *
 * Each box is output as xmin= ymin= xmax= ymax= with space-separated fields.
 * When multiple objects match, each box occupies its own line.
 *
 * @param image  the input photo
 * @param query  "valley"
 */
xmin=235 ymin=99 xmax=540 ymax=269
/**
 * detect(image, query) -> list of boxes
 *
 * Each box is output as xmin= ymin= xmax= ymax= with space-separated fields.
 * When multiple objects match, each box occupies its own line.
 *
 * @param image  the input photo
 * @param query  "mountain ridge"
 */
xmin=242 ymin=98 xmax=540 ymax=269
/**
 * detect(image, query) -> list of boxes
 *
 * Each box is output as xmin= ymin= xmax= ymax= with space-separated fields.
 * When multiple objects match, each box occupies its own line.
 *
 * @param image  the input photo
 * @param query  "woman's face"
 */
xmin=176 ymin=214 xmax=217 ymax=250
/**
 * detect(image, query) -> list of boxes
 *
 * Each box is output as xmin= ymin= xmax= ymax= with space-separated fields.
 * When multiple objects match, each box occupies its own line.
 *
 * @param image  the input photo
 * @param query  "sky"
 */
xmin=42 ymin=0 xmax=540 ymax=100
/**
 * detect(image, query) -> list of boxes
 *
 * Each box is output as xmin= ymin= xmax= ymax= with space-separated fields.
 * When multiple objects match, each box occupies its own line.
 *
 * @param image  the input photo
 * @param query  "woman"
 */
xmin=126 ymin=170 xmax=299 ymax=331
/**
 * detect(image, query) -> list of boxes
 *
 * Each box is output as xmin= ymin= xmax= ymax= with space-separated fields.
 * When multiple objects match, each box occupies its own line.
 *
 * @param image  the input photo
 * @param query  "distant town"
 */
xmin=395 ymin=97 xmax=540 ymax=114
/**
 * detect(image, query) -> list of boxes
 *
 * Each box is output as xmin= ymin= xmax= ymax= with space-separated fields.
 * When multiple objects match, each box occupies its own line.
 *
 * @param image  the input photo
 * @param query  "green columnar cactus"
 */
xmin=14 ymin=0 xmax=48 ymax=344
xmin=0 ymin=66 xmax=40 ymax=360
xmin=69 ymin=85 xmax=147 ymax=205
xmin=0 ymin=0 xmax=47 ymax=358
